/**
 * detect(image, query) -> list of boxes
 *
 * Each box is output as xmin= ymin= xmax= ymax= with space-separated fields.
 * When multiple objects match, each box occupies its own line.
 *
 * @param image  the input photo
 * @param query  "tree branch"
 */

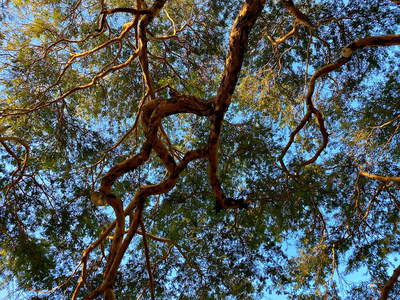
xmin=279 ymin=33 xmax=400 ymax=174
xmin=379 ymin=264 xmax=400 ymax=300
xmin=209 ymin=0 xmax=267 ymax=212
xmin=140 ymin=220 xmax=155 ymax=300
xmin=281 ymin=0 xmax=314 ymax=27
xmin=103 ymin=7 xmax=152 ymax=15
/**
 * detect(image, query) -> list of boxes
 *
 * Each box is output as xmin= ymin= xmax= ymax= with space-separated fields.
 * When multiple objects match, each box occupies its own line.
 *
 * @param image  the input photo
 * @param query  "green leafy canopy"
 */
xmin=0 ymin=0 xmax=400 ymax=299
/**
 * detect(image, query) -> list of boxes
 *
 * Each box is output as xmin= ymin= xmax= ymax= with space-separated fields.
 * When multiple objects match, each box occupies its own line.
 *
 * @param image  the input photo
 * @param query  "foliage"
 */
xmin=0 ymin=0 xmax=400 ymax=299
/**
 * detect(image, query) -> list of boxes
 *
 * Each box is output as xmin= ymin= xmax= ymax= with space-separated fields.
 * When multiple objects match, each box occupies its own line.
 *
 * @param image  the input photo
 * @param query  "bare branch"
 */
xmin=279 ymin=33 xmax=400 ymax=174
xmin=140 ymin=220 xmax=155 ymax=300
xmin=0 ymin=136 xmax=30 ymax=195
xmin=103 ymin=7 xmax=152 ymax=15
xmin=379 ymin=264 xmax=400 ymax=300
xmin=281 ymin=0 xmax=315 ymax=27
xmin=209 ymin=0 xmax=267 ymax=212
xmin=359 ymin=171 xmax=400 ymax=183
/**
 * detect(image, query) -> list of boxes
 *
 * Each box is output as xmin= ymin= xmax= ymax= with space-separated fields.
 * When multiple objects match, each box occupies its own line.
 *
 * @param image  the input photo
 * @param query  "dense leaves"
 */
xmin=0 ymin=0 xmax=400 ymax=299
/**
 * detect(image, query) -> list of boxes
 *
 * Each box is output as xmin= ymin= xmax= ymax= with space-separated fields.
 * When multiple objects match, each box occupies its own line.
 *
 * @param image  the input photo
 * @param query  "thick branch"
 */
xmin=359 ymin=171 xmax=400 ymax=183
xmin=216 ymin=0 xmax=267 ymax=105
xmin=100 ymin=95 xmax=211 ymax=195
xmin=379 ymin=264 xmax=400 ymax=300
xmin=209 ymin=0 xmax=266 ymax=212
xmin=341 ymin=34 xmax=400 ymax=58
xmin=75 ymin=147 xmax=206 ymax=298
xmin=281 ymin=0 xmax=314 ymax=27
xmin=82 ymin=197 xmax=145 ymax=300
xmin=103 ymin=7 xmax=152 ymax=15
xmin=102 ymin=195 xmax=124 ymax=283
xmin=87 ymin=148 xmax=206 ymax=299
xmin=137 ymin=0 xmax=180 ymax=176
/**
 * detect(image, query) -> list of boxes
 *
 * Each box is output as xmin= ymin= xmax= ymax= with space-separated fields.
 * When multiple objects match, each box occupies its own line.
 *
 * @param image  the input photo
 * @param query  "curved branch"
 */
xmin=266 ymin=22 xmax=299 ymax=46
xmin=82 ymin=197 xmax=145 ymax=300
xmin=100 ymin=94 xmax=211 ymax=195
xmin=15 ymin=50 xmax=140 ymax=115
xmin=279 ymin=34 xmax=400 ymax=173
xmin=84 ymin=146 xmax=207 ymax=298
xmin=0 ymin=136 xmax=30 ymax=194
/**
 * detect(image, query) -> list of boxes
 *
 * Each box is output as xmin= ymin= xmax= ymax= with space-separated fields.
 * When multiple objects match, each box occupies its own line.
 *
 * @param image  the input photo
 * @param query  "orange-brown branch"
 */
xmin=281 ymin=0 xmax=314 ymax=27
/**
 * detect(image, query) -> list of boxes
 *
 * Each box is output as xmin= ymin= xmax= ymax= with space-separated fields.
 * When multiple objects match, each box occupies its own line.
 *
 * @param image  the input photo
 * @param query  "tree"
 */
xmin=0 ymin=0 xmax=400 ymax=298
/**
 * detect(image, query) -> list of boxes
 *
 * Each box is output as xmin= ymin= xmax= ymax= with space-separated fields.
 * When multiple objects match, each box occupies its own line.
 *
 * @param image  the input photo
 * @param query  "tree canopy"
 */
xmin=1 ymin=0 xmax=400 ymax=299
